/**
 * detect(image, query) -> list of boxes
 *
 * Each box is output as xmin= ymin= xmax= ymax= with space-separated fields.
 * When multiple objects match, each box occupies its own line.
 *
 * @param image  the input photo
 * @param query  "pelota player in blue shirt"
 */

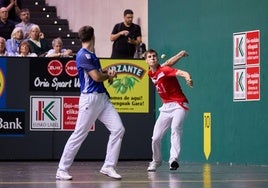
xmin=56 ymin=25 xmax=125 ymax=180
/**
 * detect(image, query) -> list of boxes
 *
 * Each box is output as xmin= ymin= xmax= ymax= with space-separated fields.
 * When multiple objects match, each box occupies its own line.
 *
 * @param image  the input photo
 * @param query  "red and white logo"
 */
xmin=65 ymin=60 xmax=78 ymax=77
xmin=47 ymin=60 xmax=63 ymax=76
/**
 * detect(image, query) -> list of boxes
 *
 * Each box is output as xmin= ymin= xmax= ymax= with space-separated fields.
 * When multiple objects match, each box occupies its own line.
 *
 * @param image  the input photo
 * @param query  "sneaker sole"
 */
xmin=147 ymin=162 xmax=162 ymax=172
xmin=170 ymin=161 xmax=179 ymax=170
xmin=56 ymin=176 xmax=72 ymax=180
xmin=100 ymin=170 xmax=122 ymax=180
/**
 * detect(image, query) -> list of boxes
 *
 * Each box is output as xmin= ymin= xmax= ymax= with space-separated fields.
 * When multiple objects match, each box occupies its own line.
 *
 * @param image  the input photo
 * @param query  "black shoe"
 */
xmin=169 ymin=161 xmax=179 ymax=170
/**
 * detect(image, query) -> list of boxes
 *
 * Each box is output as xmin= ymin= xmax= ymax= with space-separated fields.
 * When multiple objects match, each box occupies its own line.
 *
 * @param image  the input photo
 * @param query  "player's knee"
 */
xmin=118 ymin=126 xmax=125 ymax=138
xmin=112 ymin=125 xmax=125 ymax=138
xmin=152 ymin=136 xmax=161 ymax=145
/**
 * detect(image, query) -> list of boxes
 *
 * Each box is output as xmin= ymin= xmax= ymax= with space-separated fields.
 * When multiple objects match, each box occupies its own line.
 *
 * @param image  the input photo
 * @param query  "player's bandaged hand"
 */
xmin=107 ymin=69 xmax=117 ymax=78
xmin=107 ymin=69 xmax=117 ymax=84
xmin=180 ymin=50 xmax=189 ymax=57
xmin=108 ymin=77 xmax=113 ymax=84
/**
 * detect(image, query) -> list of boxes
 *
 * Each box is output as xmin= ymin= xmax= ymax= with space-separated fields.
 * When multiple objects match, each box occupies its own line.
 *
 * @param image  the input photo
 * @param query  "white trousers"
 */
xmin=151 ymin=102 xmax=188 ymax=163
xmin=58 ymin=93 xmax=125 ymax=171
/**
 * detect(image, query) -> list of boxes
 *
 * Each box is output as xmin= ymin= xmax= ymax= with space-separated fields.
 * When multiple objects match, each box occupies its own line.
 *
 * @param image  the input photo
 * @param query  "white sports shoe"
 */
xmin=56 ymin=169 xmax=73 ymax=180
xmin=100 ymin=167 xmax=122 ymax=180
xmin=147 ymin=161 xmax=162 ymax=172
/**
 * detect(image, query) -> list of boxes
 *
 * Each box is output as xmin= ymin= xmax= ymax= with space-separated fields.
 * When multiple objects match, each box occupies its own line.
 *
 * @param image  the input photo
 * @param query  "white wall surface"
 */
xmin=46 ymin=0 xmax=148 ymax=58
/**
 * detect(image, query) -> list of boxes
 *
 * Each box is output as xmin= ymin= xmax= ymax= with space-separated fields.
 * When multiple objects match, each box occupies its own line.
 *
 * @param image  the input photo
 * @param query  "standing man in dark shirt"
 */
xmin=110 ymin=9 xmax=142 ymax=59
xmin=0 ymin=7 xmax=15 ymax=40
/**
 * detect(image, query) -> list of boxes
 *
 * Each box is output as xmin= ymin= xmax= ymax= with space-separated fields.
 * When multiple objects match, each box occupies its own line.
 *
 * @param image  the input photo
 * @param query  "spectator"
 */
xmin=6 ymin=27 xmax=23 ymax=55
xmin=45 ymin=37 xmax=73 ymax=57
xmin=133 ymin=42 xmax=146 ymax=59
xmin=16 ymin=40 xmax=37 ymax=57
xmin=0 ymin=36 xmax=9 ymax=56
xmin=0 ymin=0 xmax=21 ymax=23
xmin=27 ymin=24 xmax=50 ymax=56
xmin=0 ymin=7 xmax=15 ymax=40
xmin=15 ymin=8 xmax=35 ymax=39
xmin=110 ymin=9 xmax=142 ymax=58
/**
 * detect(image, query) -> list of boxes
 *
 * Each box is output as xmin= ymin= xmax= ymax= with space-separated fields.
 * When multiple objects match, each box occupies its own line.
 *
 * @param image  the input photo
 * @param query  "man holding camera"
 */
xmin=110 ymin=9 xmax=142 ymax=59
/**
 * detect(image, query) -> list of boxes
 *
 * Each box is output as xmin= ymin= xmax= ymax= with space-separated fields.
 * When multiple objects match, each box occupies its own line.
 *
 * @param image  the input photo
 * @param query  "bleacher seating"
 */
xmin=22 ymin=0 xmax=81 ymax=53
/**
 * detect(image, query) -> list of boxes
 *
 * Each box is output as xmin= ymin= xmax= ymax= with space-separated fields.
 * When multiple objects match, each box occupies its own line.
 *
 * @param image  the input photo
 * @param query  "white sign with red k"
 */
xmin=233 ymin=30 xmax=260 ymax=101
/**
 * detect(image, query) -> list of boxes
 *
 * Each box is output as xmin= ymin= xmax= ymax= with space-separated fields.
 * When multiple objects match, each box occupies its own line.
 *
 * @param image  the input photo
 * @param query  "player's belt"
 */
xmin=178 ymin=102 xmax=189 ymax=110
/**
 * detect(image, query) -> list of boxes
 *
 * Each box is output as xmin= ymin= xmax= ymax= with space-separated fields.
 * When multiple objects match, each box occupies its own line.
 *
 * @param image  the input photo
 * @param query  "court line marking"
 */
xmin=1 ymin=179 xmax=268 ymax=185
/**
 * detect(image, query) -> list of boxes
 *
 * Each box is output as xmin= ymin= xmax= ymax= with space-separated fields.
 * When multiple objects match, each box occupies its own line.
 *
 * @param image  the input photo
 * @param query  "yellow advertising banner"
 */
xmin=100 ymin=59 xmax=149 ymax=113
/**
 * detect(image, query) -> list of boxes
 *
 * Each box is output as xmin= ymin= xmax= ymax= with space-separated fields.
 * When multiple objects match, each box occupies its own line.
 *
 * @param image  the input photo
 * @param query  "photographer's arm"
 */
xmin=110 ymin=30 xmax=129 ymax=41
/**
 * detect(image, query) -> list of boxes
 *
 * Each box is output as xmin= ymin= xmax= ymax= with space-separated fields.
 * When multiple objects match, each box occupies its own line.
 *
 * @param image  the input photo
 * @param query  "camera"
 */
xmin=127 ymin=34 xmax=135 ymax=39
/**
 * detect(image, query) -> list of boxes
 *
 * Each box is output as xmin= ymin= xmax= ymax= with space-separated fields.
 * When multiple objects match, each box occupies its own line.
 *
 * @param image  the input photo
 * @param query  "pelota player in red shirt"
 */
xmin=144 ymin=49 xmax=193 ymax=171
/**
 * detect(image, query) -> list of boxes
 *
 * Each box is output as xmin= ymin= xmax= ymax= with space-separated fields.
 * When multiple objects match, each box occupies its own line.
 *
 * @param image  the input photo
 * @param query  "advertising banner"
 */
xmin=101 ymin=59 xmax=149 ymax=113
xmin=233 ymin=30 xmax=260 ymax=101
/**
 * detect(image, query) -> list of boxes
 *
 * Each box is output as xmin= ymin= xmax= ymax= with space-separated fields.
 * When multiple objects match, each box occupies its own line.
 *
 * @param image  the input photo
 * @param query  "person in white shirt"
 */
xmin=45 ymin=37 xmax=73 ymax=57
xmin=16 ymin=40 xmax=37 ymax=57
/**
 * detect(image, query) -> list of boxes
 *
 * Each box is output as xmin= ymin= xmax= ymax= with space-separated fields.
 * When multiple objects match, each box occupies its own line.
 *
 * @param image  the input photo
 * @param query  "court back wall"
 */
xmin=149 ymin=0 xmax=268 ymax=164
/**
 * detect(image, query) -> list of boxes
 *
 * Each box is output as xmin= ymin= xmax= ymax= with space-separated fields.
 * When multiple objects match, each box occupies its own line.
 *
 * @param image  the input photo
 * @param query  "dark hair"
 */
xmin=144 ymin=49 xmax=158 ymax=59
xmin=78 ymin=25 xmax=94 ymax=42
xmin=20 ymin=8 xmax=29 ymax=14
xmin=124 ymin=9 xmax=133 ymax=16
xmin=19 ymin=40 xmax=32 ymax=53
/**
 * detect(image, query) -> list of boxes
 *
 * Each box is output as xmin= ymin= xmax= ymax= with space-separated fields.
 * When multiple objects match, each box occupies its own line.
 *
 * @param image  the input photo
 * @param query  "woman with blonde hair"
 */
xmin=27 ymin=24 xmax=49 ymax=56
xmin=6 ymin=27 xmax=24 ymax=56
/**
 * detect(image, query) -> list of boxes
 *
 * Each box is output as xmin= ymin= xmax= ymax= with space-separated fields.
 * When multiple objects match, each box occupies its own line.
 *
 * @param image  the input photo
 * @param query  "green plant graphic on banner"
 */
xmin=110 ymin=76 xmax=139 ymax=94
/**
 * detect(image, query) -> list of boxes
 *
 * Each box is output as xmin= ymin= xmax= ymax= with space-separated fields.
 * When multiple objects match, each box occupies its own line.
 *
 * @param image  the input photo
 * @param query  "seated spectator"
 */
xmin=45 ymin=37 xmax=73 ymax=57
xmin=0 ymin=36 xmax=12 ymax=56
xmin=0 ymin=0 xmax=21 ymax=23
xmin=16 ymin=40 xmax=37 ymax=57
xmin=0 ymin=7 xmax=15 ymax=40
xmin=6 ymin=27 xmax=23 ymax=56
xmin=27 ymin=24 xmax=50 ymax=56
xmin=15 ymin=8 xmax=35 ymax=39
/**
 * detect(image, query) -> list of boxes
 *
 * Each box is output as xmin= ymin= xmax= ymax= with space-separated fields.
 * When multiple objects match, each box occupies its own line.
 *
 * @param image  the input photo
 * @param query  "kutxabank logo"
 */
xmin=0 ymin=110 xmax=25 ymax=135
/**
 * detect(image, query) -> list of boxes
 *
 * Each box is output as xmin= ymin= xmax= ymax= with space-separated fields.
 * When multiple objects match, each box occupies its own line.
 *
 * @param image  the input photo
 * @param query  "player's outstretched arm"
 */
xmin=162 ymin=50 xmax=189 ymax=67
xmin=176 ymin=69 xmax=193 ymax=88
